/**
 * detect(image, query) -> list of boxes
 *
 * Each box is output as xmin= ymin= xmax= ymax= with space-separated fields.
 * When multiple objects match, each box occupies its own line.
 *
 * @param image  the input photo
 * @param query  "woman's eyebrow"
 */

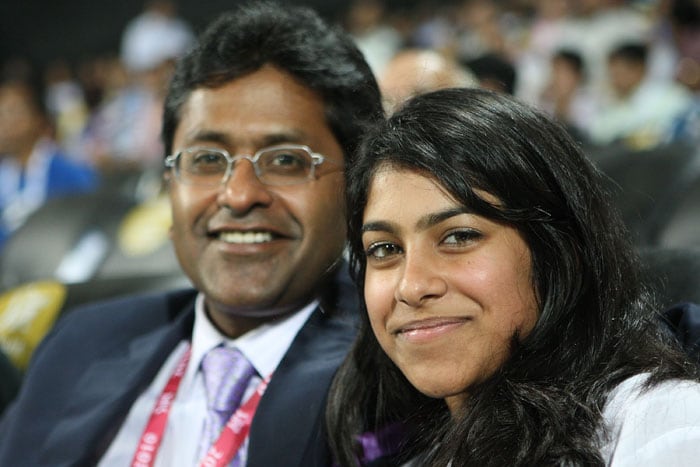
xmin=415 ymin=207 xmax=470 ymax=231
xmin=361 ymin=220 xmax=396 ymax=235
xmin=362 ymin=207 xmax=470 ymax=235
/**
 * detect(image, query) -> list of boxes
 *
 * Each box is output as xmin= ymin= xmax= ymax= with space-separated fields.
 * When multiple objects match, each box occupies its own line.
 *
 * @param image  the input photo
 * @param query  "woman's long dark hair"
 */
xmin=326 ymin=88 xmax=697 ymax=466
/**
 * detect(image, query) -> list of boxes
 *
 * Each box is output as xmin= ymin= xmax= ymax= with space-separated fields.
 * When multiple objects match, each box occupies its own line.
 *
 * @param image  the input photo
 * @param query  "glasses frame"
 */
xmin=164 ymin=144 xmax=333 ymax=187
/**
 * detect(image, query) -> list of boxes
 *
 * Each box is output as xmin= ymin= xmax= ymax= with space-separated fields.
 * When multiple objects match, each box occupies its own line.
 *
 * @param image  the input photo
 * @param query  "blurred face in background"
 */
xmin=608 ymin=57 xmax=645 ymax=98
xmin=549 ymin=55 xmax=582 ymax=98
xmin=0 ymin=82 xmax=47 ymax=162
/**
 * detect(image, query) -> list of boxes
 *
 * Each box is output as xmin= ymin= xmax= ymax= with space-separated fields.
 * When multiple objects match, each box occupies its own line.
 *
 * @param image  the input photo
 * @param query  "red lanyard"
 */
xmin=131 ymin=345 xmax=269 ymax=467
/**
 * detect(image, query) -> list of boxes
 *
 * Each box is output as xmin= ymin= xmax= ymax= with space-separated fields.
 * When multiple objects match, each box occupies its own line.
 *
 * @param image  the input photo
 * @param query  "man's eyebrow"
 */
xmin=259 ymin=130 xmax=306 ymax=147
xmin=183 ymin=130 xmax=230 ymax=146
xmin=181 ymin=129 xmax=307 ymax=148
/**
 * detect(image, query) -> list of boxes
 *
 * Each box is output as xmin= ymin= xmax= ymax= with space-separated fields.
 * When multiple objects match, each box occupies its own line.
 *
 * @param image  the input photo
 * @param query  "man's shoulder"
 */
xmin=61 ymin=287 xmax=197 ymax=327
xmin=45 ymin=287 xmax=197 ymax=349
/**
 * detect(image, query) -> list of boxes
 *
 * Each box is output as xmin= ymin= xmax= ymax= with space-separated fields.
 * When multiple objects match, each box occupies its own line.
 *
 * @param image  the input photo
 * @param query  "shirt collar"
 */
xmin=185 ymin=293 xmax=318 ymax=385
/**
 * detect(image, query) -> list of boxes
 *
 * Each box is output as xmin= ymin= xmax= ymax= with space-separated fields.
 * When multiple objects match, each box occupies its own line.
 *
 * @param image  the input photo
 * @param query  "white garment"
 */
xmin=99 ymin=294 xmax=316 ymax=467
xmin=600 ymin=373 xmax=700 ymax=466
xmin=121 ymin=10 xmax=194 ymax=72
xmin=0 ymin=139 xmax=53 ymax=232
xmin=588 ymin=78 xmax=693 ymax=147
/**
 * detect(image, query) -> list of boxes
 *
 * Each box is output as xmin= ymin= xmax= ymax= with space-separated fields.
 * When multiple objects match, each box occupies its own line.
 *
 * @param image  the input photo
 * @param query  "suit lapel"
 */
xmin=247 ymin=306 xmax=357 ymax=467
xmin=41 ymin=303 xmax=195 ymax=465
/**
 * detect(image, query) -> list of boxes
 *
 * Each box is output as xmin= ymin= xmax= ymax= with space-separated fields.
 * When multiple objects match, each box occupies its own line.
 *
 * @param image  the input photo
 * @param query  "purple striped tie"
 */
xmin=199 ymin=346 xmax=256 ymax=465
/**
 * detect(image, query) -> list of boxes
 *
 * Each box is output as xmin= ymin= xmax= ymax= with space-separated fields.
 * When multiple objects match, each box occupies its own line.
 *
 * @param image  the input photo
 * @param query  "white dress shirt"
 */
xmin=600 ymin=373 xmax=700 ymax=466
xmin=99 ymin=294 xmax=316 ymax=467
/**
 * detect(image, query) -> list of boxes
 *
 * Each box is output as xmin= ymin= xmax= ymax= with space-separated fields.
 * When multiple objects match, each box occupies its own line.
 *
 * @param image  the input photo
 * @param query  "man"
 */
xmin=0 ymin=2 xmax=382 ymax=466
xmin=0 ymin=75 xmax=99 ymax=249
xmin=588 ymin=41 xmax=692 ymax=148
xmin=379 ymin=48 xmax=478 ymax=112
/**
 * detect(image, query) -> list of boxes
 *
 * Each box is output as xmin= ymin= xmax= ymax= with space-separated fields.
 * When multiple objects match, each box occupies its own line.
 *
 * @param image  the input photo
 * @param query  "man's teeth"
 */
xmin=219 ymin=231 xmax=273 ymax=244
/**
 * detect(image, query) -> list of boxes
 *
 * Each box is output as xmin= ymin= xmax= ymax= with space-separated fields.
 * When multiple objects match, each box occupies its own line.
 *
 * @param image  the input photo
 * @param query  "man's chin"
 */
xmin=205 ymin=293 xmax=308 ymax=319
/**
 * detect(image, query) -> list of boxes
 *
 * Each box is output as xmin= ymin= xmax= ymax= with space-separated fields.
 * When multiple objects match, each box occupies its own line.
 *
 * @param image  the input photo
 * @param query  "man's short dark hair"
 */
xmin=161 ymin=1 xmax=383 ymax=163
xmin=609 ymin=42 xmax=649 ymax=65
xmin=553 ymin=48 xmax=585 ymax=77
xmin=462 ymin=53 xmax=517 ymax=95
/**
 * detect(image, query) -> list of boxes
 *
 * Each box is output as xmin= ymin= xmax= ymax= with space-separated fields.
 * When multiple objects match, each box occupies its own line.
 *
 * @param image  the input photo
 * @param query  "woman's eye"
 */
xmin=443 ymin=229 xmax=481 ymax=246
xmin=365 ymin=242 xmax=401 ymax=260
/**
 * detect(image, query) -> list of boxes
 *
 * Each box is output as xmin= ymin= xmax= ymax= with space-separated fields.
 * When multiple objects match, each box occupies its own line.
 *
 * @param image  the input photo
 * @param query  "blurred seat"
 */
xmin=0 ymin=274 xmax=191 ymax=371
xmin=98 ymin=164 xmax=164 ymax=203
xmin=0 ymin=345 xmax=21 ymax=416
xmin=654 ymin=170 xmax=700 ymax=250
xmin=0 ymin=191 xmax=135 ymax=289
xmin=0 ymin=180 xmax=189 ymax=370
xmin=592 ymin=142 xmax=697 ymax=245
xmin=661 ymin=302 xmax=700 ymax=366
xmin=642 ymin=247 xmax=700 ymax=364
xmin=0 ymin=189 xmax=183 ymax=290
xmin=639 ymin=247 xmax=700 ymax=310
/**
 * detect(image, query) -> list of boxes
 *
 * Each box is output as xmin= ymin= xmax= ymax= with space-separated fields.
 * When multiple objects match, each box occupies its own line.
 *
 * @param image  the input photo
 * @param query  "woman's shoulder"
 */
xmin=600 ymin=373 xmax=700 ymax=465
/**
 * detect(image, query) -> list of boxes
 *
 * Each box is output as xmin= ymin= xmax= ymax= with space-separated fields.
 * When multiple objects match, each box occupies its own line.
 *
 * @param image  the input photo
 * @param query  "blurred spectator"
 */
xmin=43 ymin=59 xmax=90 ymax=158
xmin=463 ymin=52 xmax=517 ymax=94
xmin=539 ymin=48 xmax=598 ymax=139
xmin=558 ymin=0 xmax=653 ymax=96
xmin=588 ymin=41 xmax=693 ymax=148
xmin=346 ymin=0 xmax=403 ymax=75
xmin=514 ymin=0 xmax=574 ymax=103
xmin=453 ymin=0 xmax=512 ymax=62
xmin=409 ymin=2 xmax=456 ymax=51
xmin=0 ymin=75 xmax=99 ymax=250
xmin=80 ymin=58 xmax=169 ymax=171
xmin=120 ymin=0 xmax=195 ymax=75
xmin=380 ymin=48 xmax=479 ymax=112
xmin=668 ymin=0 xmax=700 ymax=92
xmin=80 ymin=1 xmax=194 ymax=172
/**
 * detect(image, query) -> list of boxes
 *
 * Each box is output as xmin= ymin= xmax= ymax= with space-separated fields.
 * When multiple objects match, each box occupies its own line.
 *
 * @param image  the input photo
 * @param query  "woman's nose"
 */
xmin=395 ymin=250 xmax=447 ymax=307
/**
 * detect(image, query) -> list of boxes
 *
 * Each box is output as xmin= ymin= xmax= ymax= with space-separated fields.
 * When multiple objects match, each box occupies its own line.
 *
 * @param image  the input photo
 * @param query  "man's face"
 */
xmin=608 ymin=58 xmax=644 ymax=98
xmin=168 ymin=65 xmax=347 ymax=323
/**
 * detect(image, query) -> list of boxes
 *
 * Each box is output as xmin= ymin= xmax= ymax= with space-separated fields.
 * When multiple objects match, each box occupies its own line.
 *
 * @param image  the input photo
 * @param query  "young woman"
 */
xmin=327 ymin=88 xmax=700 ymax=466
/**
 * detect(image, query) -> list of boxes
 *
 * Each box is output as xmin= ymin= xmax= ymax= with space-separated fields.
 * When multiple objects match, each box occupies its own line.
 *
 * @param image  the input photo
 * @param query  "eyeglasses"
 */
xmin=164 ymin=144 xmax=336 ymax=187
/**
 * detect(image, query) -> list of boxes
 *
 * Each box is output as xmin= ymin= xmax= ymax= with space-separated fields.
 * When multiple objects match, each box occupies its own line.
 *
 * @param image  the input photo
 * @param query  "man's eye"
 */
xmin=191 ymin=152 xmax=226 ymax=167
xmin=189 ymin=151 xmax=226 ymax=172
xmin=264 ymin=151 xmax=309 ymax=172
xmin=365 ymin=242 xmax=402 ymax=260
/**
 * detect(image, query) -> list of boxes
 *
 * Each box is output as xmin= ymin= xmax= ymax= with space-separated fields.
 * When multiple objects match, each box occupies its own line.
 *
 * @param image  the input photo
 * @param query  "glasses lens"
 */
xmin=257 ymin=147 xmax=313 ymax=185
xmin=179 ymin=149 xmax=228 ymax=186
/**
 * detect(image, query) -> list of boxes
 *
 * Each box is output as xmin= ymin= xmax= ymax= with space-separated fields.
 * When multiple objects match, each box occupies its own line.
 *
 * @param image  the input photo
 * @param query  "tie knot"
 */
xmin=201 ymin=346 xmax=256 ymax=414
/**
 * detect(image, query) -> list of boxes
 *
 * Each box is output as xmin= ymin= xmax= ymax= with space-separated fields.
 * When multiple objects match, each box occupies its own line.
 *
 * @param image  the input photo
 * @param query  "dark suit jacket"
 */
xmin=0 ymin=270 xmax=359 ymax=466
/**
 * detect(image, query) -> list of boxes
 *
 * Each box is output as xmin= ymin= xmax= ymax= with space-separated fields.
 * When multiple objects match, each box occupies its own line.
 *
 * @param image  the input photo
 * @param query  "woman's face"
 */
xmin=361 ymin=167 xmax=538 ymax=414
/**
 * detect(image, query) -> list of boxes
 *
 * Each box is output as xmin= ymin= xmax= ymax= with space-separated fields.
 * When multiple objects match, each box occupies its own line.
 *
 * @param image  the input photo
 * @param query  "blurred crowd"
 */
xmin=347 ymin=0 xmax=699 ymax=148
xmin=0 ymin=0 xmax=699 ymax=252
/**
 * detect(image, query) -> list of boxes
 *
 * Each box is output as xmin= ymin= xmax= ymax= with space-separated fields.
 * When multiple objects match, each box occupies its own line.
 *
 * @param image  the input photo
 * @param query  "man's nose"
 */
xmin=216 ymin=158 xmax=274 ymax=214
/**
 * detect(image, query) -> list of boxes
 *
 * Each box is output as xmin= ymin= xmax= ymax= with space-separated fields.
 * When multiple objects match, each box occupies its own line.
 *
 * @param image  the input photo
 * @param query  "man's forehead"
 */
xmin=173 ymin=68 xmax=344 ymax=159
